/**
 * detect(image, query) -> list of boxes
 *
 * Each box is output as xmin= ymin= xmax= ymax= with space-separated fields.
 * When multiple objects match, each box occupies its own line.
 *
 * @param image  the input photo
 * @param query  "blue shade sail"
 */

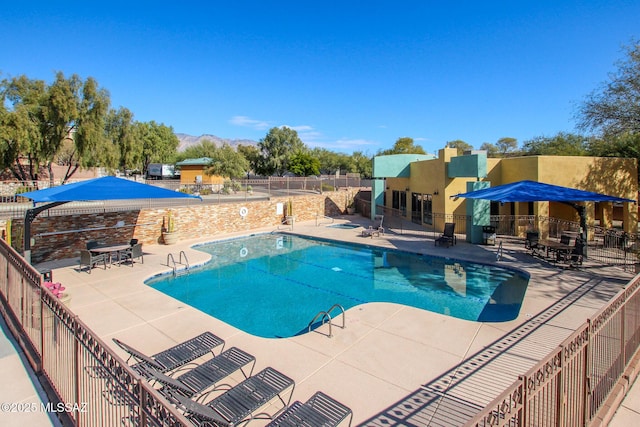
xmin=453 ymin=180 xmax=635 ymax=203
xmin=20 ymin=176 xmax=201 ymax=203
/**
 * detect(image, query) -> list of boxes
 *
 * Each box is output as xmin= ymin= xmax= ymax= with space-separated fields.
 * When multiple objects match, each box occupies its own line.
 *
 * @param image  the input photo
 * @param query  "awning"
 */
xmin=19 ymin=176 xmax=201 ymax=263
xmin=452 ymin=180 xmax=635 ymax=254
xmin=20 ymin=176 xmax=201 ymax=203
xmin=452 ymin=180 xmax=635 ymax=204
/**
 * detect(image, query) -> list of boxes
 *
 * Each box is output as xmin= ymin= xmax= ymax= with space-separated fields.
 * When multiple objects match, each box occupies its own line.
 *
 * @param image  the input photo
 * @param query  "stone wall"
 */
xmin=10 ymin=191 xmax=356 ymax=263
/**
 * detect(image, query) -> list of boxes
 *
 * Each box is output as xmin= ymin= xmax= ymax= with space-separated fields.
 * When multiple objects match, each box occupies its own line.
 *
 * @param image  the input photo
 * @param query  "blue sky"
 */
xmin=2 ymin=1 xmax=639 ymax=155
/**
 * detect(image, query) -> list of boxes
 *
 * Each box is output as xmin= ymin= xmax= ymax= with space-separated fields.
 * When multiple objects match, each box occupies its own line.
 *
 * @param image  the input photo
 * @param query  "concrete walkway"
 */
xmin=0 ymin=316 xmax=60 ymax=427
xmin=1 ymin=216 xmax=639 ymax=425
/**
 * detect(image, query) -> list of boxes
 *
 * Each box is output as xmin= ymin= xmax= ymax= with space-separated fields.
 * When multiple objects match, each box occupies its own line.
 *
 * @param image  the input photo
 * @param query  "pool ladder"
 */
xmin=307 ymin=304 xmax=345 ymax=338
xmin=167 ymin=251 xmax=190 ymax=276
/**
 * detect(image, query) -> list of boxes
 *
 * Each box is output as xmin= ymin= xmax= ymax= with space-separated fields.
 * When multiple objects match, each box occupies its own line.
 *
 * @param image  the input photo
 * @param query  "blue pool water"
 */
xmin=147 ymin=234 xmax=529 ymax=338
xmin=327 ymin=223 xmax=360 ymax=229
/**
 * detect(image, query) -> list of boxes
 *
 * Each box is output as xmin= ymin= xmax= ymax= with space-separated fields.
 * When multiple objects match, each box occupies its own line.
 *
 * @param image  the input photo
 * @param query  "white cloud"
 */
xmin=229 ymin=116 xmax=271 ymax=130
xmin=283 ymin=124 xmax=314 ymax=132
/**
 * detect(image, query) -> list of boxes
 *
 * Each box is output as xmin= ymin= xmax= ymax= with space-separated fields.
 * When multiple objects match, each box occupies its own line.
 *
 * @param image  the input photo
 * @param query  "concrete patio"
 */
xmin=2 ymin=215 xmax=639 ymax=426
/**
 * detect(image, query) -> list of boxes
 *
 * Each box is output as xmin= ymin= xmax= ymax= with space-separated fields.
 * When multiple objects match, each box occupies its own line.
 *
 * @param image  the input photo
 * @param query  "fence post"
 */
xmin=74 ymin=320 xmax=81 ymax=426
xmin=518 ymin=375 xmax=527 ymax=427
xmin=585 ymin=319 xmax=593 ymax=423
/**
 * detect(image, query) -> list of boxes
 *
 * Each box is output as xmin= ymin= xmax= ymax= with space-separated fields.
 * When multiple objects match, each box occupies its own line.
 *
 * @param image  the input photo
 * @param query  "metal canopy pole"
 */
xmin=23 ymin=201 xmax=67 ymax=264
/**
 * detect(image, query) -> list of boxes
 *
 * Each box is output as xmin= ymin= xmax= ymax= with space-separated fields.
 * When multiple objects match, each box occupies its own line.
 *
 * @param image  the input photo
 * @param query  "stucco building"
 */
xmin=371 ymin=148 xmax=637 ymax=242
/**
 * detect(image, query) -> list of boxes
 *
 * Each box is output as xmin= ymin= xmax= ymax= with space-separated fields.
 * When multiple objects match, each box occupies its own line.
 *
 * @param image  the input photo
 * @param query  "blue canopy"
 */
xmin=20 ymin=176 xmax=201 ymax=203
xmin=453 ymin=180 xmax=635 ymax=204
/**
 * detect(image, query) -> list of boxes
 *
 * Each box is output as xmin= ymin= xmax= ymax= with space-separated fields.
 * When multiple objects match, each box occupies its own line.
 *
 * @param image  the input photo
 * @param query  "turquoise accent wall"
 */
xmin=465 ymin=181 xmax=491 ymax=243
xmin=373 ymin=154 xmax=434 ymax=178
xmin=371 ymin=179 xmax=385 ymax=218
xmin=449 ymin=153 xmax=487 ymax=178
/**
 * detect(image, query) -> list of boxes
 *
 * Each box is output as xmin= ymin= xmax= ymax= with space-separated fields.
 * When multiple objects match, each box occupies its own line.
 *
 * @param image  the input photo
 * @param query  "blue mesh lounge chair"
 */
xmin=435 ymin=222 xmax=456 ymax=247
xmin=266 ymin=391 xmax=353 ymax=427
xmin=171 ymin=367 xmax=295 ymax=426
xmin=142 ymin=347 xmax=256 ymax=401
xmin=113 ymin=332 xmax=224 ymax=374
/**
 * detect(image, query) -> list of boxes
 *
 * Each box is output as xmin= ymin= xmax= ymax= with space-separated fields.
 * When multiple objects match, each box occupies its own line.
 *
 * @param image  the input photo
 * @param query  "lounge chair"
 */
xmin=79 ymin=249 xmax=108 ymax=273
xmin=362 ymin=215 xmax=384 ymax=238
xmin=120 ymin=242 xmax=144 ymax=266
xmin=113 ymin=332 xmax=225 ymax=374
xmin=143 ymin=347 xmax=256 ymax=401
xmin=266 ymin=391 xmax=353 ymax=427
xmin=435 ymin=222 xmax=456 ymax=247
xmin=171 ymin=367 xmax=295 ymax=426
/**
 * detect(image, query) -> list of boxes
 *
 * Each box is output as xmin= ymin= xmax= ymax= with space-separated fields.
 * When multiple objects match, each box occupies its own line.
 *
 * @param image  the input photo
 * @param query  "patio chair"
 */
xmin=120 ymin=242 xmax=144 ymax=266
xmin=86 ymin=240 xmax=101 ymax=251
xmin=557 ymin=236 xmax=586 ymax=267
xmin=362 ymin=215 xmax=384 ymax=238
xmin=266 ymin=391 xmax=353 ymax=427
xmin=113 ymin=331 xmax=225 ymax=374
xmin=170 ymin=367 xmax=295 ymax=426
xmin=435 ymin=222 xmax=456 ymax=247
xmin=79 ymin=249 xmax=108 ymax=273
xmin=142 ymin=347 xmax=256 ymax=401
xmin=525 ymin=231 xmax=540 ymax=255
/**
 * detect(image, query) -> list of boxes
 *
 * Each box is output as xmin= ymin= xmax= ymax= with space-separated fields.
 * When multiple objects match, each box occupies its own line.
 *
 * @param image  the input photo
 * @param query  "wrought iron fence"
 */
xmin=465 ymin=275 xmax=640 ymax=427
xmin=0 ymin=238 xmax=190 ymax=426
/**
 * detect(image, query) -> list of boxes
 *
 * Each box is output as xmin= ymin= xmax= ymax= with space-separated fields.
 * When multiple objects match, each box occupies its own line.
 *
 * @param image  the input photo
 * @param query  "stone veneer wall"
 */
xmin=10 ymin=191 xmax=356 ymax=263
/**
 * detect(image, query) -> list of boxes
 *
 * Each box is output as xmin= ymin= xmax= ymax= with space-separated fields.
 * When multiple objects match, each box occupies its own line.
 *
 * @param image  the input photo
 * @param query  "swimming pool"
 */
xmin=147 ymin=234 xmax=529 ymax=338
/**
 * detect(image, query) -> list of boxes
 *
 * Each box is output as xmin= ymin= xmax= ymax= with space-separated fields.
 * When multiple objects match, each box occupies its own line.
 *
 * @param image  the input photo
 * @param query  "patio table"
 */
xmin=537 ymin=239 xmax=573 ymax=263
xmin=90 ymin=244 xmax=131 ymax=266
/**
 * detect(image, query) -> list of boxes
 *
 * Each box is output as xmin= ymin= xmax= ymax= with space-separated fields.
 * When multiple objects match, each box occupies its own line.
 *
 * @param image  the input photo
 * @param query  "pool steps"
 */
xmin=307 ymin=303 xmax=346 ymax=337
xmin=166 ymin=251 xmax=190 ymax=276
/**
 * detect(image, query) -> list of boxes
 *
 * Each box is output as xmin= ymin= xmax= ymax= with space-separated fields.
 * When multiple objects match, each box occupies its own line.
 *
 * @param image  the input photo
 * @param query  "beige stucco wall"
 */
xmin=179 ymin=166 xmax=225 ymax=185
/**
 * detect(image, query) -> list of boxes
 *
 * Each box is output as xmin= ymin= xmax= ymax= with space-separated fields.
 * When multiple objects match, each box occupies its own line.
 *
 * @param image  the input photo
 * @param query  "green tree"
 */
xmin=0 ymin=72 xmax=110 ymax=184
xmin=587 ymin=132 xmax=640 ymax=159
xmin=496 ymin=137 xmax=518 ymax=156
xmin=104 ymin=107 xmax=139 ymax=175
xmin=256 ymin=126 xmax=305 ymax=176
xmin=288 ymin=151 xmax=320 ymax=176
xmin=205 ymin=143 xmax=249 ymax=178
xmin=177 ymin=139 xmax=218 ymax=161
xmin=446 ymin=140 xmax=473 ymax=156
xmin=349 ymin=151 xmax=373 ymax=178
xmin=237 ymin=144 xmax=261 ymax=176
xmin=522 ymin=133 xmax=589 ymax=156
xmin=378 ymin=137 xmax=426 ymax=155
xmin=479 ymin=142 xmax=499 ymax=157
xmin=138 ymin=121 xmax=179 ymax=176
xmin=577 ymin=40 xmax=640 ymax=137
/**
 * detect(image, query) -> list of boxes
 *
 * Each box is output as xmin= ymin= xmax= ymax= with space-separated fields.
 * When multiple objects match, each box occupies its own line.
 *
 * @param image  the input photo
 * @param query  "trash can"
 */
xmin=482 ymin=226 xmax=496 ymax=246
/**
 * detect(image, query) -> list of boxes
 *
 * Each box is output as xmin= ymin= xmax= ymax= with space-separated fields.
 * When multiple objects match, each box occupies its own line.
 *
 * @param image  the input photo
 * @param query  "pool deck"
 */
xmin=5 ymin=216 xmax=640 ymax=426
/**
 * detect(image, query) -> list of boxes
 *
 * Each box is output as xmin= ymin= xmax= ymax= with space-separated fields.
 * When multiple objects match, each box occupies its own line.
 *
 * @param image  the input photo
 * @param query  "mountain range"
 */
xmin=175 ymin=133 xmax=258 ymax=152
